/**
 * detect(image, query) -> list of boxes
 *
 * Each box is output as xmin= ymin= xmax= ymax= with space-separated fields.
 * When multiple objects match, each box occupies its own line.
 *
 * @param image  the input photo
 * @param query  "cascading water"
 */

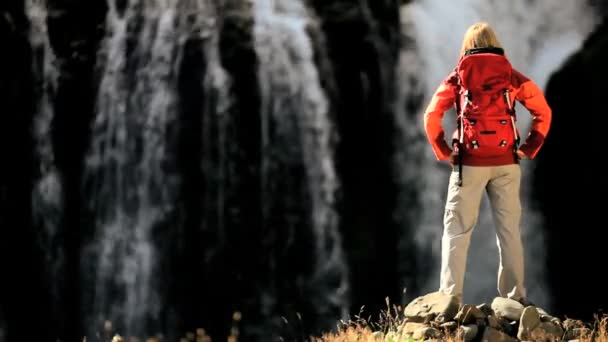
xmin=397 ymin=0 xmax=598 ymax=307
xmin=252 ymin=0 xmax=350 ymax=332
xmin=21 ymin=0 xmax=356 ymax=338
xmin=81 ymin=0 xmax=184 ymax=335
xmin=25 ymin=0 xmax=349 ymax=337
xmin=27 ymin=0 xmax=64 ymax=327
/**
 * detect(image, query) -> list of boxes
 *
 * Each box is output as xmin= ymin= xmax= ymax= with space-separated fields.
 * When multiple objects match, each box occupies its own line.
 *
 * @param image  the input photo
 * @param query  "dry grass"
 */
xmin=93 ymin=311 xmax=240 ymax=342
xmin=311 ymin=300 xmax=608 ymax=342
xmin=310 ymin=297 xmax=416 ymax=342
xmin=85 ymin=307 xmax=608 ymax=342
xmin=577 ymin=314 xmax=608 ymax=342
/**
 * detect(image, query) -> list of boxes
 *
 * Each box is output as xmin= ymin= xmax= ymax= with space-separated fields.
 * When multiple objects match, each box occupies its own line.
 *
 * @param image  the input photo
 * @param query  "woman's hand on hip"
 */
xmin=448 ymin=152 xmax=459 ymax=167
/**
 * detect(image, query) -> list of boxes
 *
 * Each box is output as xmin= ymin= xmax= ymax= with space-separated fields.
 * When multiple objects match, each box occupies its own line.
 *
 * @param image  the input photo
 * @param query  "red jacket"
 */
xmin=423 ymin=68 xmax=552 ymax=166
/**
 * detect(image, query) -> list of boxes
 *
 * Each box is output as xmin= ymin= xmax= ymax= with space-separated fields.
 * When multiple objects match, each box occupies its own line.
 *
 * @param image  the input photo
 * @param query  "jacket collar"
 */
xmin=464 ymin=47 xmax=505 ymax=56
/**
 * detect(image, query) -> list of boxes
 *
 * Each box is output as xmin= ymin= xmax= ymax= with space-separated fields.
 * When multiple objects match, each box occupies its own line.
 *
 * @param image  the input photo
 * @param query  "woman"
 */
xmin=422 ymin=22 xmax=552 ymax=305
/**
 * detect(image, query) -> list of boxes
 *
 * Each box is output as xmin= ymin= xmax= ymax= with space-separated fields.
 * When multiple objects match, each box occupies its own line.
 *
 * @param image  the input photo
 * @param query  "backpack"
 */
xmin=452 ymin=47 xmax=520 ymax=161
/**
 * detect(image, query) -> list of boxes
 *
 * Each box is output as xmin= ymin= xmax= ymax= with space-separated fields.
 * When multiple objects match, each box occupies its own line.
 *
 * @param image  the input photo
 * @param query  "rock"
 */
xmin=497 ymin=317 xmax=514 ymax=335
xmin=412 ymin=327 xmax=440 ymax=340
xmin=439 ymin=321 xmax=458 ymax=332
xmin=457 ymin=324 xmax=479 ymax=342
xmin=487 ymin=314 xmax=500 ymax=329
xmin=517 ymin=306 xmax=540 ymax=340
xmin=532 ymin=321 xmax=564 ymax=341
xmin=536 ymin=307 xmax=562 ymax=326
xmin=399 ymin=292 xmax=595 ymax=342
xmin=491 ymin=297 xmax=524 ymax=321
xmin=477 ymin=303 xmax=495 ymax=316
xmin=476 ymin=317 xmax=487 ymax=329
xmin=482 ymin=327 xmax=519 ymax=342
xmin=455 ymin=304 xmax=487 ymax=325
xmin=403 ymin=291 xmax=460 ymax=323
xmin=402 ymin=322 xmax=427 ymax=335
xmin=510 ymin=320 xmax=519 ymax=334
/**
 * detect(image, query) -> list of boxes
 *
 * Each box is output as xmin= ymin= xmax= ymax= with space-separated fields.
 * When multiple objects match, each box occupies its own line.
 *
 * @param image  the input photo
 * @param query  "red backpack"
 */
xmin=452 ymin=47 xmax=520 ymax=185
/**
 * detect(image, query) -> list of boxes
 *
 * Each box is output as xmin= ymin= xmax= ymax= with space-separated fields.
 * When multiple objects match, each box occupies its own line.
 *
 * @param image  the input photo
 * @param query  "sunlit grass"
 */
xmin=86 ymin=306 xmax=608 ymax=342
xmin=310 ymin=297 xmax=418 ymax=342
xmin=311 ymin=298 xmax=608 ymax=342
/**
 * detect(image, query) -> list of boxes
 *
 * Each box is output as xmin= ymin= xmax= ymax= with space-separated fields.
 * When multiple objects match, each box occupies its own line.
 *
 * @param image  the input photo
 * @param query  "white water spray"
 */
xmin=253 ymin=0 xmax=350 ymax=325
xmin=26 ymin=0 xmax=64 ymax=313
xmin=397 ymin=0 xmax=598 ymax=308
xmin=82 ymin=0 xmax=184 ymax=334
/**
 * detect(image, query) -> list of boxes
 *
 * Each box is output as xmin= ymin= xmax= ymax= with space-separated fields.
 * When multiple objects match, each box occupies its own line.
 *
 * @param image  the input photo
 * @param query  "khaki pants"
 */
xmin=439 ymin=164 xmax=526 ymax=303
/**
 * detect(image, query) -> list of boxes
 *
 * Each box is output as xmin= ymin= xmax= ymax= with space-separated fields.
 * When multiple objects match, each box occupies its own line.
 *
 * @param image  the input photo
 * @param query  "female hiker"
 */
xmin=422 ymin=22 xmax=552 ymax=305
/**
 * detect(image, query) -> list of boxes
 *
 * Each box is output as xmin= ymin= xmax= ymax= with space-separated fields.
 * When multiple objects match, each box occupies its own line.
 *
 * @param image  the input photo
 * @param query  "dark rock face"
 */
xmin=173 ymin=1 xmax=266 ymax=339
xmin=45 ymin=1 xmax=108 ymax=341
xmin=590 ymin=0 xmax=608 ymax=18
xmin=534 ymin=17 xmax=608 ymax=322
xmin=29 ymin=1 xmax=108 ymax=341
xmin=0 ymin=2 xmax=54 ymax=342
xmin=310 ymin=0 xmax=408 ymax=319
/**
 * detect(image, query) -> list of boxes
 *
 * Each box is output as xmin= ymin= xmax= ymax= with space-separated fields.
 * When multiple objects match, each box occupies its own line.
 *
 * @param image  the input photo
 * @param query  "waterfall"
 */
xmin=27 ymin=0 xmax=64 ymax=323
xmin=252 ymin=0 xmax=350 ymax=330
xmin=24 ymin=0 xmax=348 ymax=337
xmin=81 ymin=0 xmax=184 ymax=335
xmin=397 ymin=0 xmax=598 ymax=308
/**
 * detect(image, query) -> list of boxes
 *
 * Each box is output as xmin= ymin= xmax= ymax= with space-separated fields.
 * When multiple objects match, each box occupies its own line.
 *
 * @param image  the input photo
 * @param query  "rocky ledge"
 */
xmin=391 ymin=291 xmax=605 ymax=342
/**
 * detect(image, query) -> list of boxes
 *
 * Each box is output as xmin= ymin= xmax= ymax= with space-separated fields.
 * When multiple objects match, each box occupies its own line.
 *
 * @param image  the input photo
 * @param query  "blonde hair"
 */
xmin=460 ymin=22 xmax=503 ymax=56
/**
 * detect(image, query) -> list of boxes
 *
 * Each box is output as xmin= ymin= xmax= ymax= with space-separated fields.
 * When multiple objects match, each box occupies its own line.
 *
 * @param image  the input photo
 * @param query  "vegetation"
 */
xmin=312 ymin=304 xmax=608 ymax=342
xmin=85 ymin=304 xmax=608 ymax=342
xmin=91 ymin=312 xmax=241 ymax=342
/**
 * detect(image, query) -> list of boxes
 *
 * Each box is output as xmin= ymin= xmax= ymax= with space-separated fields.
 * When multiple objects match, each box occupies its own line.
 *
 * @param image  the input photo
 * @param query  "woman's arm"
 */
xmin=423 ymin=75 xmax=457 ymax=161
xmin=512 ymin=69 xmax=552 ymax=159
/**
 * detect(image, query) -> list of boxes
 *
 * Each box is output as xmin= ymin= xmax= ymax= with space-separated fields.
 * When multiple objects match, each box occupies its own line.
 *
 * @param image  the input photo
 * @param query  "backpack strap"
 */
xmin=451 ymin=70 xmax=467 ymax=186
xmin=455 ymin=90 xmax=471 ymax=187
xmin=502 ymin=89 xmax=521 ymax=157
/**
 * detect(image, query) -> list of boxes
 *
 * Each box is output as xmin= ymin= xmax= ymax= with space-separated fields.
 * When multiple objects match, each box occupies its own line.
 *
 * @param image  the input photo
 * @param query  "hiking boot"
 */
xmin=516 ymin=297 xmax=535 ymax=307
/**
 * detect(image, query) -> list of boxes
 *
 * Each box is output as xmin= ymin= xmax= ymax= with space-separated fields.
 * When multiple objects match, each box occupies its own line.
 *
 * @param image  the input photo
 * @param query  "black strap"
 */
xmin=456 ymin=91 xmax=470 ymax=187
xmin=503 ymin=89 xmax=520 ymax=161
xmin=457 ymin=146 xmax=463 ymax=186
